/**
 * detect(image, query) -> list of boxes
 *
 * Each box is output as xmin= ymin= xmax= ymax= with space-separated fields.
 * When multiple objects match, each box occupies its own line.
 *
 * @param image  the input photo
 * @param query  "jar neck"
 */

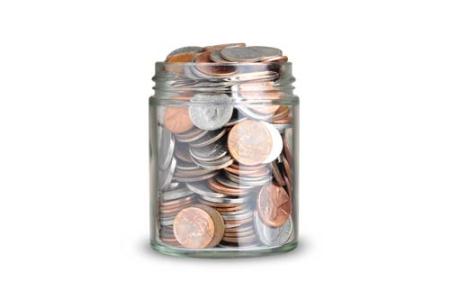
xmin=152 ymin=62 xmax=296 ymax=99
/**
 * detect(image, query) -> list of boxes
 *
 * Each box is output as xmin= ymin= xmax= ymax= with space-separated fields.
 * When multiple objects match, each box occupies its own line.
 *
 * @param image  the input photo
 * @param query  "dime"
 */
xmin=189 ymin=94 xmax=233 ymax=131
xmin=257 ymin=183 xmax=291 ymax=227
xmin=254 ymin=211 xmax=293 ymax=246
xmin=175 ymin=127 xmax=208 ymax=143
xmin=173 ymin=205 xmax=224 ymax=248
xmin=164 ymin=106 xmax=193 ymax=133
xmin=227 ymin=120 xmax=273 ymax=166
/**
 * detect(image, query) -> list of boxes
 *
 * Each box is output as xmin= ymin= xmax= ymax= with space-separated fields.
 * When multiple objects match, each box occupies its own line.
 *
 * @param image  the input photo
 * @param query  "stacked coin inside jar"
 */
xmin=152 ymin=43 xmax=297 ymax=252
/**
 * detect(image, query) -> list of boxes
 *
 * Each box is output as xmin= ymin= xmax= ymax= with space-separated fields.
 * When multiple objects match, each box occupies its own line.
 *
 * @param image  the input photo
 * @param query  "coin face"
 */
xmin=227 ymin=120 xmax=273 ymax=166
xmin=221 ymin=47 xmax=263 ymax=62
xmin=189 ymin=94 xmax=233 ymax=131
xmin=173 ymin=206 xmax=215 ymax=248
xmin=257 ymin=183 xmax=291 ymax=227
xmin=163 ymin=106 xmax=193 ymax=133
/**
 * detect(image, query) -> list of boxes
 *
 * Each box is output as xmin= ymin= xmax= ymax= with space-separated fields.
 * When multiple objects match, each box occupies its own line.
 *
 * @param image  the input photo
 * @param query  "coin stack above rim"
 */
xmin=153 ymin=43 xmax=296 ymax=250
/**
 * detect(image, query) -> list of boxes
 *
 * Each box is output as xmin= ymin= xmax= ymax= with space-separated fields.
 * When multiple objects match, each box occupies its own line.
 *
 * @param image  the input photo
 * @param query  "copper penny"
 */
xmin=227 ymin=120 xmax=273 ymax=166
xmin=163 ymin=106 xmax=193 ymax=134
xmin=173 ymin=205 xmax=224 ymax=248
xmin=257 ymin=183 xmax=291 ymax=227
xmin=165 ymin=52 xmax=197 ymax=74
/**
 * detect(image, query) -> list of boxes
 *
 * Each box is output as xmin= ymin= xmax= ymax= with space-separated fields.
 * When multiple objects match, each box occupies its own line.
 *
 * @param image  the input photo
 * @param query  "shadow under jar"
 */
xmin=149 ymin=62 xmax=299 ymax=257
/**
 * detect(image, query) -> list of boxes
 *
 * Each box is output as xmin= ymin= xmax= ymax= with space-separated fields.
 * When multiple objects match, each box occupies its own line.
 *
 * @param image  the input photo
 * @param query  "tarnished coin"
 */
xmin=164 ymin=106 xmax=193 ymax=133
xmin=254 ymin=211 xmax=293 ymax=246
xmin=189 ymin=94 xmax=233 ymax=131
xmin=257 ymin=183 xmax=291 ymax=227
xmin=227 ymin=120 xmax=273 ymax=166
xmin=173 ymin=205 xmax=224 ymax=248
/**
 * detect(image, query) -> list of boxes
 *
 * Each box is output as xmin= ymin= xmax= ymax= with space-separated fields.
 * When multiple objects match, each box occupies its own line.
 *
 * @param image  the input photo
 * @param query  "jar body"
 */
xmin=149 ymin=63 xmax=299 ymax=257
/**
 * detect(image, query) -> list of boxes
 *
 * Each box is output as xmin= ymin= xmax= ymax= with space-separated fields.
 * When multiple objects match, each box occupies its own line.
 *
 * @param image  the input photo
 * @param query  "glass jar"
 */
xmin=149 ymin=61 xmax=299 ymax=257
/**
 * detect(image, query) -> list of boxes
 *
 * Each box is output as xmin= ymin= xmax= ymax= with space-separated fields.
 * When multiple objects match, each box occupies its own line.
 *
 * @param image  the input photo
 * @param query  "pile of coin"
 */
xmin=154 ymin=43 xmax=296 ymax=249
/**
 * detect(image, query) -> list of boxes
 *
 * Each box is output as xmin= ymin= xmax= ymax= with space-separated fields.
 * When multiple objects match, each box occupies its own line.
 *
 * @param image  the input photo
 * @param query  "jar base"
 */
xmin=150 ymin=240 xmax=298 ymax=258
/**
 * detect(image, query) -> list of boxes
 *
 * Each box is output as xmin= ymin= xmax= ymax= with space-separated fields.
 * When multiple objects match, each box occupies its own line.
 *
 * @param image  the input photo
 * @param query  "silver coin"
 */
xmin=221 ymin=210 xmax=253 ymax=221
xmin=262 ymin=121 xmax=283 ymax=163
xmin=160 ymin=187 xmax=194 ymax=202
xmin=189 ymin=140 xmax=228 ymax=161
xmin=221 ymin=47 xmax=263 ymax=62
xmin=189 ymin=94 xmax=233 ymax=130
xmin=175 ymin=161 xmax=199 ymax=171
xmin=215 ymin=174 xmax=253 ymax=190
xmin=160 ymin=217 xmax=175 ymax=226
xmin=249 ymin=46 xmax=283 ymax=59
xmin=254 ymin=211 xmax=293 ymax=246
xmin=175 ymin=127 xmax=208 ymax=143
xmin=227 ymin=71 xmax=279 ymax=83
xmin=273 ymin=123 xmax=291 ymax=132
xmin=167 ymin=46 xmax=203 ymax=57
xmin=159 ymin=158 xmax=177 ymax=190
xmin=199 ymin=195 xmax=251 ymax=205
xmin=174 ymin=171 xmax=218 ymax=182
xmin=236 ymin=103 xmax=273 ymax=121
xmin=210 ymin=50 xmax=236 ymax=63
xmin=225 ymin=172 xmax=272 ymax=187
xmin=186 ymin=182 xmax=227 ymax=198
xmin=191 ymin=155 xmax=233 ymax=171
xmin=158 ymin=127 xmax=175 ymax=170
xmin=189 ymin=128 xmax=227 ymax=148
xmin=174 ymin=143 xmax=193 ymax=163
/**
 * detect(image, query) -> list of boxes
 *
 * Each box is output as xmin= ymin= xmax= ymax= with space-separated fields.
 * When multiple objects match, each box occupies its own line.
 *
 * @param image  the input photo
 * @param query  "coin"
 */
xmin=189 ymin=94 xmax=233 ymax=130
xmin=254 ymin=211 xmax=293 ymax=246
xmin=193 ymin=51 xmax=236 ymax=76
xmin=262 ymin=121 xmax=283 ymax=163
xmin=167 ymin=46 xmax=203 ymax=57
xmin=257 ymin=183 xmax=291 ymax=227
xmin=220 ymin=47 xmax=262 ymax=62
xmin=204 ymin=43 xmax=246 ymax=52
xmin=159 ymin=158 xmax=176 ymax=190
xmin=164 ymin=106 xmax=193 ymax=133
xmin=175 ymin=127 xmax=208 ymax=143
xmin=227 ymin=120 xmax=273 ymax=166
xmin=283 ymin=127 xmax=293 ymax=163
xmin=250 ymin=46 xmax=283 ymax=59
xmin=160 ymin=187 xmax=194 ymax=202
xmin=158 ymin=127 xmax=175 ymax=170
xmin=173 ymin=205 xmax=224 ymax=248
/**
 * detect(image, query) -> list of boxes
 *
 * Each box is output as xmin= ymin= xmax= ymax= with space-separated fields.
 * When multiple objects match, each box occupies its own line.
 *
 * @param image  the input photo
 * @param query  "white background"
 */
xmin=0 ymin=0 xmax=449 ymax=289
